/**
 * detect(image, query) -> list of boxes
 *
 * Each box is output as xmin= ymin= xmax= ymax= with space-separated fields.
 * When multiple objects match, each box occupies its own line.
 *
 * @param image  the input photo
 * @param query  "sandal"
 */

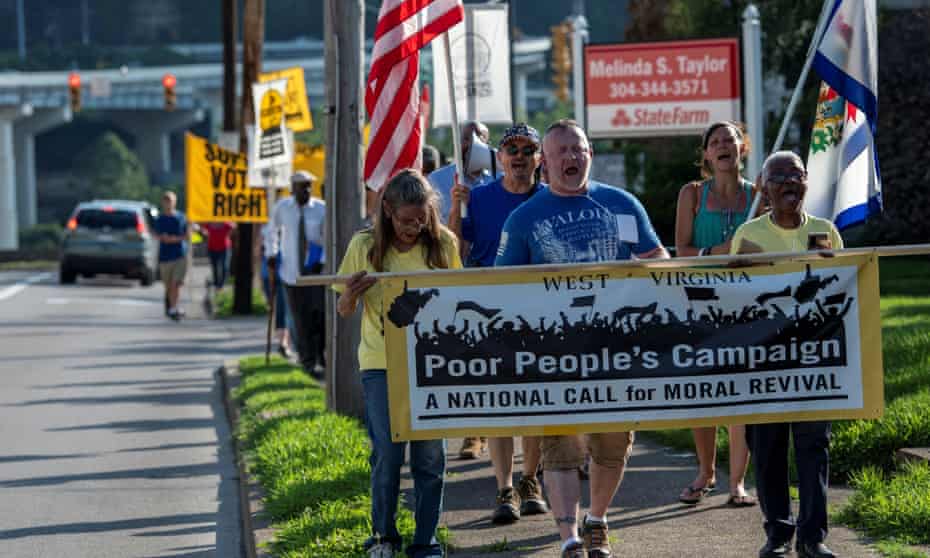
xmin=726 ymin=493 xmax=758 ymax=507
xmin=679 ymin=481 xmax=716 ymax=505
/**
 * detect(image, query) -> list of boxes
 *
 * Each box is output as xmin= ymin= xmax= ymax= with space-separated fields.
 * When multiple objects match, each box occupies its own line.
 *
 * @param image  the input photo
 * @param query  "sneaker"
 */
xmin=582 ymin=515 xmax=612 ymax=558
xmin=364 ymin=536 xmax=400 ymax=558
xmin=168 ymin=309 xmax=181 ymax=321
xmin=491 ymin=486 xmax=521 ymax=525
xmin=561 ymin=540 xmax=586 ymax=558
xmin=517 ymin=474 xmax=548 ymax=515
xmin=458 ymin=437 xmax=485 ymax=459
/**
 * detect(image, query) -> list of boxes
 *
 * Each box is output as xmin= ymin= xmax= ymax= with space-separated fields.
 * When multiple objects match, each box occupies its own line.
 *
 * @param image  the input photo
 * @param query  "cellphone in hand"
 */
xmin=808 ymin=232 xmax=831 ymax=250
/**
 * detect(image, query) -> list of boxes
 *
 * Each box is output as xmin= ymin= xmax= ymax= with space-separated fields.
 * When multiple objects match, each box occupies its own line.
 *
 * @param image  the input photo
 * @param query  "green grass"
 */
xmin=834 ymin=461 xmax=930 ymax=546
xmin=234 ymin=356 xmax=446 ymax=557
xmin=213 ymin=285 xmax=268 ymax=317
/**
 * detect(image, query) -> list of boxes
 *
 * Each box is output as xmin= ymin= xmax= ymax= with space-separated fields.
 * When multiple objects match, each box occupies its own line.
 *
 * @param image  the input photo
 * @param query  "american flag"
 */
xmin=364 ymin=0 xmax=463 ymax=191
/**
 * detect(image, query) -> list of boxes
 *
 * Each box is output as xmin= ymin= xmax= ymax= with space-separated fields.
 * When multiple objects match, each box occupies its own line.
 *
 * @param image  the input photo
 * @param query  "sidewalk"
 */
xmin=435 ymin=438 xmax=878 ymax=557
xmin=195 ymin=263 xmax=880 ymax=557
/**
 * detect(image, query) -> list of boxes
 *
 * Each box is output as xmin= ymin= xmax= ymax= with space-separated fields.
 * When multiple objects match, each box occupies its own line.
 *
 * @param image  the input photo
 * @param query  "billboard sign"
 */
xmin=585 ymin=38 xmax=741 ymax=138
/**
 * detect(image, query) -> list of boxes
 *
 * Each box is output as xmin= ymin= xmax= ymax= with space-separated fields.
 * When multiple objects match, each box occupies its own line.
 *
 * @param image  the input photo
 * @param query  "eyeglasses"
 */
xmin=504 ymin=144 xmax=538 ymax=157
xmin=391 ymin=215 xmax=427 ymax=232
xmin=766 ymin=172 xmax=806 ymax=185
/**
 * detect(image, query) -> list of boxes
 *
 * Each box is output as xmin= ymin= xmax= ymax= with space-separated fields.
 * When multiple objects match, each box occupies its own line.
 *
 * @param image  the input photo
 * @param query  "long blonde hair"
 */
xmin=367 ymin=169 xmax=449 ymax=272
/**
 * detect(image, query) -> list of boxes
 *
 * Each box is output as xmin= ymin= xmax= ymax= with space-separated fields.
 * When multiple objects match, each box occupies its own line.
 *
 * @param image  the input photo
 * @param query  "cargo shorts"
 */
xmin=541 ymin=431 xmax=634 ymax=471
xmin=159 ymin=258 xmax=188 ymax=286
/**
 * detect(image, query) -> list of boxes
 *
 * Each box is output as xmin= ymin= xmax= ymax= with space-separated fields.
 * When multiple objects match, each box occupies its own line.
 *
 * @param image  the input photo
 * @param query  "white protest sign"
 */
xmin=432 ymin=3 xmax=512 ymax=127
xmin=250 ymin=78 xmax=292 ymax=170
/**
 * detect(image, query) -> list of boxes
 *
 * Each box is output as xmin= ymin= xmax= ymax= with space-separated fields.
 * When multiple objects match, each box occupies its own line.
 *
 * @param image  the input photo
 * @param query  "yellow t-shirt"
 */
xmin=730 ymin=212 xmax=844 ymax=255
xmin=333 ymin=228 xmax=462 ymax=371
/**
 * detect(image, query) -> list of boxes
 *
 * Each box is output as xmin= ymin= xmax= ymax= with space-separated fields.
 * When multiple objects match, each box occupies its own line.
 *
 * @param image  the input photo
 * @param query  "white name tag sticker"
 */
xmin=616 ymin=214 xmax=638 ymax=244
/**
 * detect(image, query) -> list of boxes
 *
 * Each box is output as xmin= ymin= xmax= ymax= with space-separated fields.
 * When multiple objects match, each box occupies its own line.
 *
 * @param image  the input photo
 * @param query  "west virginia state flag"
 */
xmin=805 ymin=0 xmax=881 ymax=230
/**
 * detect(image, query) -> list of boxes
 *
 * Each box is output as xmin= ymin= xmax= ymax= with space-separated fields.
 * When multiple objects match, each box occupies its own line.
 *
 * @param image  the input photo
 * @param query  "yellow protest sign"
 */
xmin=185 ymin=133 xmax=287 ymax=223
xmin=293 ymin=141 xmax=326 ymax=199
xmin=260 ymin=67 xmax=313 ymax=132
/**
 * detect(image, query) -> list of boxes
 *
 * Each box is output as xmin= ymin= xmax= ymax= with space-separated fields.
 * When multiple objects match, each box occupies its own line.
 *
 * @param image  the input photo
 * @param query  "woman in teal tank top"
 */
xmin=674 ymin=121 xmax=759 ymax=507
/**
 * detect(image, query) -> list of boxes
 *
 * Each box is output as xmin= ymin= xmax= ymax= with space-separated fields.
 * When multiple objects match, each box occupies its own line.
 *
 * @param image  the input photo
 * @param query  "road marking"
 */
xmin=0 ymin=272 xmax=53 ymax=301
xmin=46 ymin=297 xmax=159 ymax=307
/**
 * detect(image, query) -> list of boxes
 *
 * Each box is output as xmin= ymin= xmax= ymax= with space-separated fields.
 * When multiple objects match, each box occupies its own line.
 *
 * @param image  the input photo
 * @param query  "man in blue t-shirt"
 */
xmin=448 ymin=123 xmax=549 ymax=525
xmin=496 ymin=119 xmax=668 ymax=558
xmin=449 ymin=122 xmax=544 ymax=267
xmin=154 ymin=191 xmax=190 ymax=321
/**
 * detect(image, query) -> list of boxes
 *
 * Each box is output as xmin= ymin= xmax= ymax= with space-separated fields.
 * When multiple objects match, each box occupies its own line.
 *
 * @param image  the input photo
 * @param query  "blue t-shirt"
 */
xmin=461 ymin=179 xmax=543 ymax=267
xmin=155 ymin=212 xmax=187 ymax=262
xmin=495 ymin=181 xmax=661 ymax=266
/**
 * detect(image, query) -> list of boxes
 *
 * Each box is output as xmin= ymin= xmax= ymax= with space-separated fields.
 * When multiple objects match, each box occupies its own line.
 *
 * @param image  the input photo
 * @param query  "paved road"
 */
xmin=0 ymin=266 xmax=255 ymax=558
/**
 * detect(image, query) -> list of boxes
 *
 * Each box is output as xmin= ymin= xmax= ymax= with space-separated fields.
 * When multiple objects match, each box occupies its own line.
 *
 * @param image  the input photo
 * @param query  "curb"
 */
xmin=218 ymin=360 xmax=276 ymax=558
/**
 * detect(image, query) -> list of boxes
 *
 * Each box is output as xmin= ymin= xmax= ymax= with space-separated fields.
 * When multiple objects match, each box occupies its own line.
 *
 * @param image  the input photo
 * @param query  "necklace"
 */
xmin=710 ymin=179 xmax=742 ymax=240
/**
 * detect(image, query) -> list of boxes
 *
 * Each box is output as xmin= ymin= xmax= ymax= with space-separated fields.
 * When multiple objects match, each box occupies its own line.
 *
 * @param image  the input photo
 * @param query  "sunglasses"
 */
xmin=504 ymin=144 xmax=538 ymax=157
xmin=766 ymin=172 xmax=806 ymax=185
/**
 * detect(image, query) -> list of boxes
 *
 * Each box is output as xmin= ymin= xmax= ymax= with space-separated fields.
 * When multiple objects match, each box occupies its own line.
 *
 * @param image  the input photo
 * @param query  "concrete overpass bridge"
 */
xmin=0 ymin=38 xmax=551 ymax=250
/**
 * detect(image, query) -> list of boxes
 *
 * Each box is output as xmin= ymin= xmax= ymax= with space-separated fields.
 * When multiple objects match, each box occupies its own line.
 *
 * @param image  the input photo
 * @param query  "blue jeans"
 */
xmin=362 ymin=370 xmax=445 ymax=552
xmin=207 ymin=249 xmax=229 ymax=289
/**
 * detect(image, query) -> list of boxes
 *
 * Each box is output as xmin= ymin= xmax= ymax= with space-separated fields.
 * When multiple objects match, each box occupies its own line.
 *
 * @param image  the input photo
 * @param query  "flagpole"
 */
xmin=442 ymin=32 xmax=467 ymax=219
xmin=748 ymin=0 xmax=835 ymax=218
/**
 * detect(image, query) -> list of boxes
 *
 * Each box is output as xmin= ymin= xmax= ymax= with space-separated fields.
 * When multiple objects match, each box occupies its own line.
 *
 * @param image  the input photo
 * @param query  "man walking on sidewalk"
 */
xmin=266 ymin=171 xmax=327 ymax=379
xmin=155 ymin=191 xmax=190 ymax=321
xmin=448 ymin=123 xmax=548 ymax=524
xmin=496 ymin=120 xmax=668 ymax=558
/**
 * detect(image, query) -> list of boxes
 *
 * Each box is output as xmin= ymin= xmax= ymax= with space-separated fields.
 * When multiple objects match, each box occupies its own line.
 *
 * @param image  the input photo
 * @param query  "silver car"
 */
xmin=59 ymin=200 xmax=160 ymax=286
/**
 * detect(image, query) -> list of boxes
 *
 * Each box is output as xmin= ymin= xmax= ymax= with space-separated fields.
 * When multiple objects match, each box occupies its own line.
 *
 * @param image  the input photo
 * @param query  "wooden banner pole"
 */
xmin=296 ymin=244 xmax=930 ymax=288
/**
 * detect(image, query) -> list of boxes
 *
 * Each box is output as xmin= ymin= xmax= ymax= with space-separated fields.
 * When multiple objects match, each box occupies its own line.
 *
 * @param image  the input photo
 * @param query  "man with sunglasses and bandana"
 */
xmin=447 ymin=122 xmax=549 ymax=525
xmin=730 ymin=151 xmax=842 ymax=558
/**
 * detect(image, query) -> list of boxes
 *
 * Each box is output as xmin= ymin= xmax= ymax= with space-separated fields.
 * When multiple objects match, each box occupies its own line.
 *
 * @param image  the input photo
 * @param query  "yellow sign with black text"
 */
xmin=185 ymin=133 xmax=287 ymax=223
xmin=259 ymin=67 xmax=313 ymax=132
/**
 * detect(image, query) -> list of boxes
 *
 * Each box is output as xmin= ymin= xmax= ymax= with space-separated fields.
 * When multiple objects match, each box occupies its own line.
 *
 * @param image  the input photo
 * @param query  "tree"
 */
xmin=74 ymin=131 xmax=152 ymax=201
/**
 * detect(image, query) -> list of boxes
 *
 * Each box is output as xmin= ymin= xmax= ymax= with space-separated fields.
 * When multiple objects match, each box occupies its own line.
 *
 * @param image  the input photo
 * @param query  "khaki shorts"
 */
xmin=541 ymin=431 xmax=635 ymax=471
xmin=159 ymin=258 xmax=188 ymax=285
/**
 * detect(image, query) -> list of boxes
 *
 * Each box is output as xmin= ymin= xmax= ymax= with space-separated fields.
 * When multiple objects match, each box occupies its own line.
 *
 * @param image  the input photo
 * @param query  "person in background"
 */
xmin=428 ymin=120 xmax=499 ymax=224
xmin=259 ymin=222 xmax=295 ymax=360
xmin=431 ymin=120 xmax=498 ymax=459
xmin=496 ymin=120 xmax=668 ymax=558
xmin=202 ymin=221 xmax=235 ymax=290
xmin=731 ymin=151 xmax=841 ymax=558
xmin=447 ymin=123 xmax=548 ymax=524
xmin=266 ymin=171 xmax=327 ymax=379
xmin=155 ymin=191 xmax=190 ymax=321
xmin=674 ymin=121 xmax=758 ymax=508
xmin=334 ymin=169 xmax=462 ymax=558
xmin=422 ymin=144 xmax=441 ymax=176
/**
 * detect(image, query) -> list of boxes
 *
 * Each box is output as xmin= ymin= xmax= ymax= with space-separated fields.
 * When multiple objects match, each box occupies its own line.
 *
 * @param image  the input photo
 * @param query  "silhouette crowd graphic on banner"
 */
xmin=387 ymin=266 xmax=854 ymax=387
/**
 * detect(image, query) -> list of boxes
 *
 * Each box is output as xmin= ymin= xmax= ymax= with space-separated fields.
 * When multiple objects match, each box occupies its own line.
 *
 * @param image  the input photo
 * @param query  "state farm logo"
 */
xmin=611 ymin=109 xmax=632 ymax=127
xmin=611 ymin=106 xmax=709 ymax=128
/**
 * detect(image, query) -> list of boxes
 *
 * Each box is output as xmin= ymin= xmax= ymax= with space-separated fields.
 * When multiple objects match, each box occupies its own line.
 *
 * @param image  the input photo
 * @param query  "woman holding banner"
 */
xmin=334 ymin=170 xmax=462 ymax=558
xmin=674 ymin=121 xmax=759 ymax=507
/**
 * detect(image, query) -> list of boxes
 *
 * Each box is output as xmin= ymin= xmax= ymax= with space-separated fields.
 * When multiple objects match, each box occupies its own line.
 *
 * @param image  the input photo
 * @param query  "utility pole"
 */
xmin=222 ymin=0 xmax=237 ymax=134
xmin=233 ymin=0 xmax=264 ymax=314
xmin=324 ymin=0 xmax=365 ymax=418
xmin=16 ymin=0 xmax=25 ymax=61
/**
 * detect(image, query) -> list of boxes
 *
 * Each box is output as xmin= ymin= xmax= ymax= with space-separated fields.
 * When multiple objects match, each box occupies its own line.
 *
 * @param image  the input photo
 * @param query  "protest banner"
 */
xmin=431 ymin=2 xmax=512 ymax=127
xmin=382 ymin=253 xmax=883 ymax=440
xmin=185 ymin=133 xmax=286 ymax=223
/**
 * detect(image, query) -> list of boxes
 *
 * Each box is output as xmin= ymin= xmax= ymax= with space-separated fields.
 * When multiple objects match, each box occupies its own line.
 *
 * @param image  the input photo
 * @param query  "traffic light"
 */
xmin=550 ymin=22 xmax=573 ymax=102
xmin=163 ymin=73 xmax=177 ymax=111
xmin=68 ymin=72 xmax=81 ymax=113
